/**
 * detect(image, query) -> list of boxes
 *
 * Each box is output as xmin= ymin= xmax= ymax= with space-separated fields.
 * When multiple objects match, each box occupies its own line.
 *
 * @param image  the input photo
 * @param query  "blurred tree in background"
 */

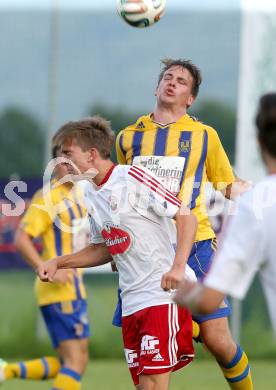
xmin=89 ymin=103 xmax=143 ymax=134
xmin=0 ymin=107 xmax=44 ymax=178
xmin=88 ymin=103 xmax=143 ymax=162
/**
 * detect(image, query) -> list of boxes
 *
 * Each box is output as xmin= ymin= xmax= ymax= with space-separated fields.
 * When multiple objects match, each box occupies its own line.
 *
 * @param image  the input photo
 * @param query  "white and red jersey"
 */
xmin=83 ymin=164 xmax=195 ymax=317
xmin=204 ymin=175 xmax=276 ymax=334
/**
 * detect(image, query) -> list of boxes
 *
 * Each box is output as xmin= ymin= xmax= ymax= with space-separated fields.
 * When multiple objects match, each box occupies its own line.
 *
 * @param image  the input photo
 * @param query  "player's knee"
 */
xmin=77 ymin=348 xmax=89 ymax=373
xmin=62 ymin=346 xmax=89 ymax=374
xmin=81 ymin=348 xmax=89 ymax=370
xmin=203 ymin=332 xmax=236 ymax=362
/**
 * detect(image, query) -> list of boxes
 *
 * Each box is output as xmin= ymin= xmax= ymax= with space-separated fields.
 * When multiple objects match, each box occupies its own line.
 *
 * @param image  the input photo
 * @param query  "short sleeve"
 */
xmin=116 ymin=130 xmax=127 ymax=164
xmin=204 ymin=193 xmax=265 ymax=299
xmin=205 ymin=127 xmax=235 ymax=190
xmin=20 ymin=191 xmax=53 ymax=238
xmin=128 ymin=165 xmax=181 ymax=218
xmin=88 ymin=215 xmax=105 ymax=244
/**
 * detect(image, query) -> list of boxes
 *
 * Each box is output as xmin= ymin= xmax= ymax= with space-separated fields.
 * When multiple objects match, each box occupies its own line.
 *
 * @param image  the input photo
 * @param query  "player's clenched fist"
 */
xmin=37 ymin=259 xmax=58 ymax=282
xmin=161 ymin=268 xmax=183 ymax=291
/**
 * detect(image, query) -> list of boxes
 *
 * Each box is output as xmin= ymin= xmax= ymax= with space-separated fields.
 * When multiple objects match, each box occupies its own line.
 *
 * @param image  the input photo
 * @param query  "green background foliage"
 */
xmin=0 ymin=107 xmax=44 ymax=178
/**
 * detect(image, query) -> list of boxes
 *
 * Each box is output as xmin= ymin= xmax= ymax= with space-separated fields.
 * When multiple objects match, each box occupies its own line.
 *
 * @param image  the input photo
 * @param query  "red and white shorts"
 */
xmin=122 ymin=303 xmax=194 ymax=386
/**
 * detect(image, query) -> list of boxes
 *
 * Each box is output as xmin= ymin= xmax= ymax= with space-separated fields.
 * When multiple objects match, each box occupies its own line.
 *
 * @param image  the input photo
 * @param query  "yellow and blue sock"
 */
xmin=4 ymin=356 xmax=60 ymax=380
xmin=52 ymin=367 xmax=81 ymax=390
xmin=220 ymin=345 xmax=253 ymax=389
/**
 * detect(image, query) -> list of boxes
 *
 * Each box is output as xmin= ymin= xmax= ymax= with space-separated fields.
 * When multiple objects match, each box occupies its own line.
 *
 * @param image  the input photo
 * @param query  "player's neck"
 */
xmin=262 ymin=151 xmax=276 ymax=175
xmin=267 ymin=161 xmax=276 ymax=175
xmin=152 ymin=105 xmax=187 ymax=125
xmin=93 ymin=160 xmax=116 ymax=186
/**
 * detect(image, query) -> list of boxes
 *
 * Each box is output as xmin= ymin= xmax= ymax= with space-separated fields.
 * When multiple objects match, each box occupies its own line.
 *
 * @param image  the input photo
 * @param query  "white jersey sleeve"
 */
xmin=128 ymin=165 xmax=181 ymax=218
xmin=88 ymin=214 xmax=105 ymax=245
xmin=204 ymin=192 xmax=266 ymax=299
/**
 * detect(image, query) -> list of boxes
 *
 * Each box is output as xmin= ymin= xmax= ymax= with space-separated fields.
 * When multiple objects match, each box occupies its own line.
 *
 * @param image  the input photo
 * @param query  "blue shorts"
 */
xmin=187 ymin=238 xmax=231 ymax=323
xmin=112 ymin=239 xmax=231 ymax=327
xmin=112 ymin=288 xmax=123 ymax=327
xmin=40 ymin=299 xmax=90 ymax=348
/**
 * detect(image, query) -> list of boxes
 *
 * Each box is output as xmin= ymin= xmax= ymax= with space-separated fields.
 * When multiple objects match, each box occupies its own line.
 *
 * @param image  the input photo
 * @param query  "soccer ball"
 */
xmin=117 ymin=0 xmax=166 ymax=28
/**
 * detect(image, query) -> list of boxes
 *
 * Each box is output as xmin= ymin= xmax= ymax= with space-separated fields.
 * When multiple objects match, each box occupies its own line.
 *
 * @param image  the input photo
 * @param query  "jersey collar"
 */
xmin=150 ymin=113 xmax=189 ymax=127
xmin=98 ymin=164 xmax=117 ymax=186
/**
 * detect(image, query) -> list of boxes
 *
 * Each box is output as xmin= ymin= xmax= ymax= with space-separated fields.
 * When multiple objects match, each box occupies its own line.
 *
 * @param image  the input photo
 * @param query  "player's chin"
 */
xmin=161 ymin=94 xmax=176 ymax=103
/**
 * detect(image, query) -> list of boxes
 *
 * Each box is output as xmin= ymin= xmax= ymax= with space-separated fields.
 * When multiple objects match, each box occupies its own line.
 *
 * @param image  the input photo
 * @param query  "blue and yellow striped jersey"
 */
xmin=116 ymin=114 xmax=235 ymax=242
xmin=20 ymin=181 xmax=87 ymax=306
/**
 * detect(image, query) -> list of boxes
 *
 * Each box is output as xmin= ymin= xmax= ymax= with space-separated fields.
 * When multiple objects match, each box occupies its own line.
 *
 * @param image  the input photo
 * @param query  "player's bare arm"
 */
xmin=37 ymin=243 xmax=111 ymax=282
xmin=161 ymin=207 xmax=197 ymax=291
xmin=174 ymin=280 xmax=225 ymax=315
xmin=15 ymin=228 xmax=75 ymax=284
xmin=14 ymin=228 xmax=44 ymax=270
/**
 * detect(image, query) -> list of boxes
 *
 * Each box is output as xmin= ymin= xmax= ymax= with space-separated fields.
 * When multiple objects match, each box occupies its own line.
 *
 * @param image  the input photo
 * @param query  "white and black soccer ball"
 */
xmin=117 ymin=0 xmax=166 ymax=28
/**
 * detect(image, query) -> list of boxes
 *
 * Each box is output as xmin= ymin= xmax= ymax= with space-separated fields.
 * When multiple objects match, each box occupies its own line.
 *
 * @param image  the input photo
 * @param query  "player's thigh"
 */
xmin=40 ymin=299 xmax=90 ymax=349
xmin=188 ymin=239 xmax=232 ymax=323
xmin=139 ymin=372 xmax=170 ymax=390
xmin=187 ymin=239 xmax=215 ymax=279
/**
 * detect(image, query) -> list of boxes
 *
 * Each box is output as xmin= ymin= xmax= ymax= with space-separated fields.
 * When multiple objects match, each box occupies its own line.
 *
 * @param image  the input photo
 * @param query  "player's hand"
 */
xmin=161 ymin=268 xmax=183 ymax=291
xmin=52 ymin=269 xmax=73 ymax=284
xmin=36 ymin=259 xmax=58 ymax=282
xmin=225 ymin=179 xmax=253 ymax=200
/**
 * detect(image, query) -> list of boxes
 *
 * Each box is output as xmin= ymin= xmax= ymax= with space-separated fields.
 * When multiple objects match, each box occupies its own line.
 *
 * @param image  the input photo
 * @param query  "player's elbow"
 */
xmin=14 ymin=229 xmax=24 ymax=250
xmin=177 ymin=206 xmax=198 ymax=228
xmin=190 ymin=212 xmax=198 ymax=231
xmin=185 ymin=211 xmax=198 ymax=238
xmin=14 ymin=229 xmax=30 ymax=251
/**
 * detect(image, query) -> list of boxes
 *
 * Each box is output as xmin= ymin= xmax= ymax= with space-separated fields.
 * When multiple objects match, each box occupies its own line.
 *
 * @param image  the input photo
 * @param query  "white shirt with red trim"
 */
xmin=84 ymin=164 xmax=196 ymax=317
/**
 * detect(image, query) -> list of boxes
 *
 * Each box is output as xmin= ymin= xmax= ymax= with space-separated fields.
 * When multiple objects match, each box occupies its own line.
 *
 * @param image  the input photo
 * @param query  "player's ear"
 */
xmin=89 ymin=147 xmax=100 ymax=162
xmin=187 ymin=94 xmax=195 ymax=108
xmin=87 ymin=148 xmax=94 ymax=162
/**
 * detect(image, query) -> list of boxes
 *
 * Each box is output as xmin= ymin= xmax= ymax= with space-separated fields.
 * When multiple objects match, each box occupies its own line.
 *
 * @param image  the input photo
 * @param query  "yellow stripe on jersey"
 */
xmin=116 ymin=114 xmax=235 ymax=242
xmin=140 ymin=128 xmax=156 ymax=156
xmin=178 ymin=130 xmax=206 ymax=206
xmin=20 ymin=181 xmax=87 ymax=306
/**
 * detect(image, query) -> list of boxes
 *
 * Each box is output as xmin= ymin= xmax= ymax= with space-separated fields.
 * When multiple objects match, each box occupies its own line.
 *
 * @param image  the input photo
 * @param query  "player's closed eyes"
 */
xmin=178 ymin=79 xmax=187 ymax=85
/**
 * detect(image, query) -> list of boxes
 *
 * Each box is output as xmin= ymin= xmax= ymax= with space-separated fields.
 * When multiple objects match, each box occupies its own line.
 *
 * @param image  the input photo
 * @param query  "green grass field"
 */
xmin=1 ymin=360 xmax=276 ymax=389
